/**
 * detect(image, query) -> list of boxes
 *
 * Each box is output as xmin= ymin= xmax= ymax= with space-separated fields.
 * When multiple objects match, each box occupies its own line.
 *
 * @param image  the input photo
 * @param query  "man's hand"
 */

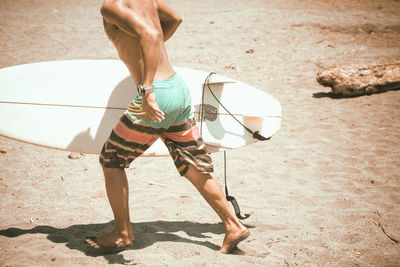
xmin=142 ymin=93 xmax=165 ymax=122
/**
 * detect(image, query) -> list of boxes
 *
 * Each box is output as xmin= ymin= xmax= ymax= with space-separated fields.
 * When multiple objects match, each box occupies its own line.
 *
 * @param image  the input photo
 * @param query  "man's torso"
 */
xmin=102 ymin=0 xmax=175 ymax=84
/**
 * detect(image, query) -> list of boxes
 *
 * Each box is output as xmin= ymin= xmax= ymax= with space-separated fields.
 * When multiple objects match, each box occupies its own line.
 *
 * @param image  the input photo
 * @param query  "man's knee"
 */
xmin=101 ymin=163 xmax=125 ymax=176
xmin=183 ymin=164 xmax=212 ymax=183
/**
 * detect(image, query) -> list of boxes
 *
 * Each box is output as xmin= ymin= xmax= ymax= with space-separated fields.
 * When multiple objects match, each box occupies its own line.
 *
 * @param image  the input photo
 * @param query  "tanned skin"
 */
xmin=87 ymin=0 xmax=249 ymax=254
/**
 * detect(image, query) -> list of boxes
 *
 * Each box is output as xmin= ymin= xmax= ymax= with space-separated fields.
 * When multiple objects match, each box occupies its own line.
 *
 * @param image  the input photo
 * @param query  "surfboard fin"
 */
xmin=202 ymin=72 xmax=270 ymax=142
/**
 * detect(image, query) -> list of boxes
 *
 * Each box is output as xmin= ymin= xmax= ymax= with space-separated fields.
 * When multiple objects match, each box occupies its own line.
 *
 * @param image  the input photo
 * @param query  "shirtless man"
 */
xmin=87 ymin=0 xmax=249 ymax=254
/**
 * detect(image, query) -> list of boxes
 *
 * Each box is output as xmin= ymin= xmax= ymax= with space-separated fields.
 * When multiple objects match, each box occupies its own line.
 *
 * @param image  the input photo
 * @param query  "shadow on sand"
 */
xmin=0 ymin=220 xmax=254 ymax=264
xmin=65 ymin=75 xmax=135 ymax=154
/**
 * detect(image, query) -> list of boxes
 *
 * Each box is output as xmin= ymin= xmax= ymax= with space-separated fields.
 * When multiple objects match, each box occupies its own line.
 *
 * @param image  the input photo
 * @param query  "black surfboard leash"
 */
xmin=223 ymin=151 xmax=251 ymax=220
xmin=202 ymin=72 xmax=270 ymax=142
xmin=200 ymin=72 xmax=273 ymax=220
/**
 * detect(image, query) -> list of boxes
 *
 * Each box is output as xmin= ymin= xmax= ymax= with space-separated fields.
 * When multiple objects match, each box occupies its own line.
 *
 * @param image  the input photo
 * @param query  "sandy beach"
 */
xmin=1 ymin=0 xmax=400 ymax=266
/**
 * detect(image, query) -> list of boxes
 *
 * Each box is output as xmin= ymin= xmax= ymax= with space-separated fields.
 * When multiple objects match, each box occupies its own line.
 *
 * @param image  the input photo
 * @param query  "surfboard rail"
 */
xmin=0 ymin=59 xmax=282 ymax=156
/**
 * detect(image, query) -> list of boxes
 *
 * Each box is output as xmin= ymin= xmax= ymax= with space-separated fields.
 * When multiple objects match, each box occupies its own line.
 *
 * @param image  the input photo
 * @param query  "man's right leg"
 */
xmin=86 ymin=166 xmax=134 ymax=249
xmin=88 ymin=114 xmax=161 ymax=249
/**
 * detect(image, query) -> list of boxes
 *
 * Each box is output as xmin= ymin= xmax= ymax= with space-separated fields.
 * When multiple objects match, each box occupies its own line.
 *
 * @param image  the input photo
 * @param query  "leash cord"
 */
xmin=201 ymin=72 xmax=251 ymax=220
xmin=203 ymin=73 xmax=269 ymax=141
xmin=224 ymin=151 xmax=250 ymax=220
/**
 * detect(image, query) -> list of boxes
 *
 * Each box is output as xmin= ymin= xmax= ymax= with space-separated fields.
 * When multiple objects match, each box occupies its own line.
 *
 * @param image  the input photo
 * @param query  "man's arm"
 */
xmin=101 ymin=0 xmax=165 ymax=122
xmin=157 ymin=0 xmax=182 ymax=42
xmin=101 ymin=0 xmax=161 ymax=90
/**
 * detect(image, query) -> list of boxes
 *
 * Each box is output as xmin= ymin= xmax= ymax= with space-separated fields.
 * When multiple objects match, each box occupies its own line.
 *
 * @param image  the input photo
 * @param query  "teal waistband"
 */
xmin=152 ymin=72 xmax=178 ymax=87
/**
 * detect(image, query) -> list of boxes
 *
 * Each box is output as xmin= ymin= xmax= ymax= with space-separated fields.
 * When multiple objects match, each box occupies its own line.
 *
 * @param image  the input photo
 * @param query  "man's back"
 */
xmin=101 ymin=0 xmax=177 ymax=84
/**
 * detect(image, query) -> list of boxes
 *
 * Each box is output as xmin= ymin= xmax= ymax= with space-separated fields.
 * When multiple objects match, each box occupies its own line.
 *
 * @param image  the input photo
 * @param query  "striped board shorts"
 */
xmin=99 ymin=73 xmax=213 ymax=176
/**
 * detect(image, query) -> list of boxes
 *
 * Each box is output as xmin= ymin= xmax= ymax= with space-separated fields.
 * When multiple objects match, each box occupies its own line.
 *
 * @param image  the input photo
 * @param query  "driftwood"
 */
xmin=316 ymin=62 xmax=400 ymax=96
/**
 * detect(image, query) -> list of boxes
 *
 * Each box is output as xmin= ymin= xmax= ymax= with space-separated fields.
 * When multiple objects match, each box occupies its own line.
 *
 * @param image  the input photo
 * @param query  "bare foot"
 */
xmin=218 ymin=227 xmax=250 ymax=254
xmin=86 ymin=230 xmax=134 ymax=250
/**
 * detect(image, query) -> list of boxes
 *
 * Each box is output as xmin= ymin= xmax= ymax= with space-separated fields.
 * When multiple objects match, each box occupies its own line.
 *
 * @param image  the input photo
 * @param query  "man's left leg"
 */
xmin=183 ymin=165 xmax=250 ymax=253
xmin=162 ymin=118 xmax=250 ymax=253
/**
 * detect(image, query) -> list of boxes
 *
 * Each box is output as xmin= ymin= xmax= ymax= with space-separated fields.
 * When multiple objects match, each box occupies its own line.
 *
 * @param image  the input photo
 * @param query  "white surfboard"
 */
xmin=0 ymin=60 xmax=281 ymax=156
